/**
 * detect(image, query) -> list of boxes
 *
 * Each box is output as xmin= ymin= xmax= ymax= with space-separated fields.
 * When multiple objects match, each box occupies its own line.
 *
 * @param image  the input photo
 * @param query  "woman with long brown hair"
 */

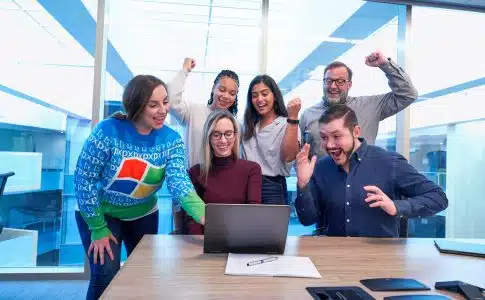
xmin=74 ymin=74 xmax=205 ymax=299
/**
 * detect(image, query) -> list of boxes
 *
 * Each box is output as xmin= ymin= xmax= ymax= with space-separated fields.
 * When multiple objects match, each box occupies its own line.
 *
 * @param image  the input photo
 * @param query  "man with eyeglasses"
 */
xmin=300 ymin=50 xmax=418 ymax=159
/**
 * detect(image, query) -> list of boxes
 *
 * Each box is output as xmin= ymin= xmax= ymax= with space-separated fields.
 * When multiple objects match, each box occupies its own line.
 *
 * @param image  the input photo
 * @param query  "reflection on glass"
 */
xmin=0 ymin=1 xmax=96 ymax=269
xmin=409 ymin=7 xmax=485 ymax=239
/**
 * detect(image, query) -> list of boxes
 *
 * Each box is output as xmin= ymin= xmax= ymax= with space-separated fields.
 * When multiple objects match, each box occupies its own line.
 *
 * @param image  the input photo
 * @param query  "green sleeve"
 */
xmin=179 ymin=190 xmax=205 ymax=223
xmin=80 ymin=208 xmax=112 ymax=240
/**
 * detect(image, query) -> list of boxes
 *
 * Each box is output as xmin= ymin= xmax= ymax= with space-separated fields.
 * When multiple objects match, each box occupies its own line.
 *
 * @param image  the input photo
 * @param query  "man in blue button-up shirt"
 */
xmin=295 ymin=105 xmax=448 ymax=237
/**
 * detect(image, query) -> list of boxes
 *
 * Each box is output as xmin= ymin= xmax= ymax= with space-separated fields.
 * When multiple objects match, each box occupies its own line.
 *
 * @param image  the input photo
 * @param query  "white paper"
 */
xmin=225 ymin=253 xmax=322 ymax=279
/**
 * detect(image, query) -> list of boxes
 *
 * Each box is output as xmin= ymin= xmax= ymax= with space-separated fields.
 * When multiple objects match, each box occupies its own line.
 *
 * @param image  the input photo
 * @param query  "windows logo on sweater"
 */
xmin=106 ymin=157 xmax=165 ymax=199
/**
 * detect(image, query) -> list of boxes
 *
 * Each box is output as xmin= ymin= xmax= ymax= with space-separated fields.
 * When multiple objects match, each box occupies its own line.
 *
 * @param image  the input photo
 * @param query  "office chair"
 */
xmin=0 ymin=172 xmax=15 ymax=235
xmin=399 ymin=217 xmax=409 ymax=238
xmin=11 ymin=189 xmax=62 ymax=233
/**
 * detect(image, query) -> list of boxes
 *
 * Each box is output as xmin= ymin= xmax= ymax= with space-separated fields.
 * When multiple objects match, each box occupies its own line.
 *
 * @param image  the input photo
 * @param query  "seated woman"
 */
xmin=186 ymin=109 xmax=262 ymax=234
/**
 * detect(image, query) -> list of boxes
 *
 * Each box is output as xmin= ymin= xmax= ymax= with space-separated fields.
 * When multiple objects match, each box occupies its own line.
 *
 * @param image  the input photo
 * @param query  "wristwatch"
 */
xmin=287 ymin=119 xmax=299 ymax=124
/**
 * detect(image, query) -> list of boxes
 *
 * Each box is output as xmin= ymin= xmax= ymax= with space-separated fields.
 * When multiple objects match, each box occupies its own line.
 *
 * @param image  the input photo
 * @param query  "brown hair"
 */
xmin=111 ymin=75 xmax=167 ymax=120
xmin=318 ymin=104 xmax=358 ymax=131
xmin=243 ymin=74 xmax=288 ymax=140
xmin=324 ymin=61 xmax=353 ymax=81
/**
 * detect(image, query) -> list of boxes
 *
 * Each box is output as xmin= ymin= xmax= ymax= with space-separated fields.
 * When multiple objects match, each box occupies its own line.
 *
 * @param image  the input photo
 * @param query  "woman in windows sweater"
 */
xmin=74 ymin=75 xmax=205 ymax=299
xmin=186 ymin=109 xmax=262 ymax=234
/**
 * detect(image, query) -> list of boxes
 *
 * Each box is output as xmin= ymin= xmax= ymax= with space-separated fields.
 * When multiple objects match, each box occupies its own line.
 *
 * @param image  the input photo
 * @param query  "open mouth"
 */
xmin=218 ymin=99 xmax=232 ymax=107
xmin=153 ymin=116 xmax=165 ymax=125
xmin=327 ymin=90 xmax=340 ymax=98
xmin=256 ymin=103 xmax=268 ymax=111
xmin=328 ymin=149 xmax=343 ymax=160
xmin=216 ymin=145 xmax=229 ymax=152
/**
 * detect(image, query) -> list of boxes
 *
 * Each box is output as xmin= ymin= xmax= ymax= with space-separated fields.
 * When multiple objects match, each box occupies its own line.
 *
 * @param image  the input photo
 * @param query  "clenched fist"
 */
xmin=365 ymin=50 xmax=388 ymax=67
xmin=183 ymin=57 xmax=196 ymax=72
xmin=287 ymin=97 xmax=301 ymax=120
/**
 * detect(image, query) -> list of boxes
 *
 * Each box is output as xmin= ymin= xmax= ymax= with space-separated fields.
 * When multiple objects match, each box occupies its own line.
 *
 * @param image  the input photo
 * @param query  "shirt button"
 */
xmin=346 ymin=219 xmax=350 ymax=223
xmin=346 ymin=202 xmax=350 ymax=206
xmin=346 ymin=184 xmax=350 ymax=188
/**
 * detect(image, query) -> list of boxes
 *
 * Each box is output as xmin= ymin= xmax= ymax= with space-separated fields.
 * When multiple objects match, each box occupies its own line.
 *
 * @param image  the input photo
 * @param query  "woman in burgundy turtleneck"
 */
xmin=186 ymin=110 xmax=262 ymax=234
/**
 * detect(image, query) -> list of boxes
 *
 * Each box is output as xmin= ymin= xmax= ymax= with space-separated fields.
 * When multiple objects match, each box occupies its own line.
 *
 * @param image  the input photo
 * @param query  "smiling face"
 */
xmin=320 ymin=117 xmax=360 ymax=167
xmin=210 ymin=117 xmax=236 ymax=158
xmin=251 ymin=82 xmax=275 ymax=117
xmin=135 ymin=84 xmax=169 ymax=133
xmin=212 ymin=76 xmax=238 ymax=110
xmin=323 ymin=66 xmax=352 ymax=104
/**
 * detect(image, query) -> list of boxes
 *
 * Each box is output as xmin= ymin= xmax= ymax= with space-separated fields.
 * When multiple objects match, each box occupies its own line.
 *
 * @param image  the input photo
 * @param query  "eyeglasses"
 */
xmin=323 ymin=78 xmax=350 ymax=87
xmin=210 ymin=130 xmax=236 ymax=140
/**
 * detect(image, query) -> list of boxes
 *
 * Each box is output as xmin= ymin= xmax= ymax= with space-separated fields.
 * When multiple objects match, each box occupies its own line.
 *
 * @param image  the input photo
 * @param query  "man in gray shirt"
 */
xmin=300 ymin=50 xmax=418 ymax=158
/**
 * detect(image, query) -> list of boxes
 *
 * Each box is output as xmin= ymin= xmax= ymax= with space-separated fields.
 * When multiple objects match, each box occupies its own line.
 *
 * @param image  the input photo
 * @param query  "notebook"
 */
xmin=224 ymin=253 xmax=321 ymax=279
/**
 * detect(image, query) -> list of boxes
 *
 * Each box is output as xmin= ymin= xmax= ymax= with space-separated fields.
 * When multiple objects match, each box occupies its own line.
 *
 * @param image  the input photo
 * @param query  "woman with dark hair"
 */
xmin=74 ymin=75 xmax=205 ymax=299
xmin=242 ymin=74 xmax=301 ymax=205
xmin=185 ymin=109 xmax=262 ymax=234
xmin=168 ymin=58 xmax=240 ymax=167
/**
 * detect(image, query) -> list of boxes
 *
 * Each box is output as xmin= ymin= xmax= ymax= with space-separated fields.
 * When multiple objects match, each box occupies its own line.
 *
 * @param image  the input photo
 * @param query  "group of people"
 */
xmin=73 ymin=51 xmax=448 ymax=299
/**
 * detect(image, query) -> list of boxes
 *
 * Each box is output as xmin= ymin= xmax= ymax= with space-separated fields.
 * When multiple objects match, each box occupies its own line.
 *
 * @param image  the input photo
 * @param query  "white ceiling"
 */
xmin=1 ymin=0 xmax=484 ymax=134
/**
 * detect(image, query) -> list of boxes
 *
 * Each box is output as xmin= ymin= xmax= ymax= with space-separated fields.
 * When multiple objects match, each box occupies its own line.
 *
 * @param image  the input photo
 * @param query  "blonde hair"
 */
xmin=199 ymin=109 xmax=240 ymax=184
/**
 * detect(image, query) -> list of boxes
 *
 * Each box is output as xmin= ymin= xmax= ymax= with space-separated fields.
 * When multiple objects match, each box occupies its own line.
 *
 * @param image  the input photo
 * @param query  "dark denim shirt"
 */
xmin=295 ymin=138 xmax=448 ymax=237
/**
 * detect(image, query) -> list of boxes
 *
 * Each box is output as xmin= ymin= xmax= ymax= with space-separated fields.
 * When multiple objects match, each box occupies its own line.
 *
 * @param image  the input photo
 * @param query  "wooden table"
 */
xmin=101 ymin=235 xmax=485 ymax=299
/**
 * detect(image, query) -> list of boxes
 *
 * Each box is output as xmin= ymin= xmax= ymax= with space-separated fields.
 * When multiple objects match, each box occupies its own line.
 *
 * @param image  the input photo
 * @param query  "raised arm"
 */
xmin=166 ymin=135 xmax=205 ymax=224
xmin=365 ymin=50 xmax=418 ymax=120
xmin=294 ymin=144 xmax=320 ymax=226
xmin=167 ymin=58 xmax=196 ymax=124
xmin=74 ymin=123 xmax=112 ymax=240
xmin=281 ymin=97 xmax=301 ymax=162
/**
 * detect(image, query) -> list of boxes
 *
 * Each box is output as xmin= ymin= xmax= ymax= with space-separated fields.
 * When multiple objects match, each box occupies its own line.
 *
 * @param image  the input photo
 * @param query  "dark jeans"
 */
xmin=76 ymin=210 xmax=159 ymax=300
xmin=261 ymin=175 xmax=288 ymax=205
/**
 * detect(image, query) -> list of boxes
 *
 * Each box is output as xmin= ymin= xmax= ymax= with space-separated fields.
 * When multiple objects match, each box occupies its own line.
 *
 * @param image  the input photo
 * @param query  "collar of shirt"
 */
xmin=321 ymin=97 xmax=349 ymax=108
xmin=256 ymin=116 xmax=285 ymax=132
xmin=334 ymin=138 xmax=368 ymax=173
xmin=353 ymin=137 xmax=368 ymax=161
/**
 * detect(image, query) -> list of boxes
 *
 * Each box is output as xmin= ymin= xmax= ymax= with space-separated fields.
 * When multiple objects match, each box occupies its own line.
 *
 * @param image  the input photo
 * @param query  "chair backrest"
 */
xmin=399 ymin=217 xmax=408 ymax=238
xmin=0 ymin=172 xmax=15 ymax=196
xmin=0 ymin=172 xmax=15 ymax=234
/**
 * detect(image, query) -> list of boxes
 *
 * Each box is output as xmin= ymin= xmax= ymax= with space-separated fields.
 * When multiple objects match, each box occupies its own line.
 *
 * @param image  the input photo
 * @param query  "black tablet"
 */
xmin=306 ymin=286 xmax=375 ymax=300
xmin=360 ymin=278 xmax=430 ymax=291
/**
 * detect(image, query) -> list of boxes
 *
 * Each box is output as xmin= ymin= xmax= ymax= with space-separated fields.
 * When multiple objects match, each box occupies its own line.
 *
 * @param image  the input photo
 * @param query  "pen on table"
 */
xmin=246 ymin=257 xmax=278 ymax=266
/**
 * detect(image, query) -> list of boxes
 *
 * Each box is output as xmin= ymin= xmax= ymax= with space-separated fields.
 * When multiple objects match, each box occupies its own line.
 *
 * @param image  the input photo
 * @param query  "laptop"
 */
xmin=203 ymin=203 xmax=290 ymax=254
xmin=434 ymin=239 xmax=485 ymax=258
